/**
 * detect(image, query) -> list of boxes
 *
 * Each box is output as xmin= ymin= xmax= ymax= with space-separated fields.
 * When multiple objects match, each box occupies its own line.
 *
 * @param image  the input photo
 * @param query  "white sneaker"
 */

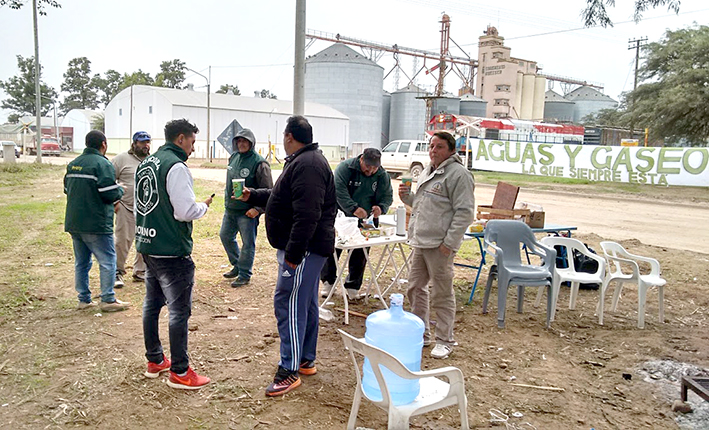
xmin=320 ymin=282 xmax=334 ymax=298
xmin=346 ymin=288 xmax=362 ymax=301
xmin=114 ymin=273 xmax=125 ymax=288
xmin=431 ymin=344 xmax=452 ymax=359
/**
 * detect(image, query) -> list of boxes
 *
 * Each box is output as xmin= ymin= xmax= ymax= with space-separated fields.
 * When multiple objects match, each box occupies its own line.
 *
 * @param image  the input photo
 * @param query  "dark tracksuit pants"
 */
xmin=274 ymin=249 xmax=327 ymax=372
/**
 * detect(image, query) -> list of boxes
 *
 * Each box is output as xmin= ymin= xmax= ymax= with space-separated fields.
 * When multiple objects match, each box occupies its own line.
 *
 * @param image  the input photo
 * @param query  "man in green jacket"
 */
xmin=136 ymin=118 xmax=213 ymax=390
xmin=64 ymin=130 xmax=129 ymax=312
xmin=220 ymin=128 xmax=272 ymax=287
xmin=320 ymin=148 xmax=393 ymax=300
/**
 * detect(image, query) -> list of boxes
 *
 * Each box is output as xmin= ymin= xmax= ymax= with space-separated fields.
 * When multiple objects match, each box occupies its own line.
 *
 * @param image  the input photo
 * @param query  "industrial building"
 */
xmin=475 ymin=26 xmax=545 ymax=120
xmin=304 ymin=43 xmax=383 ymax=149
xmin=563 ymin=85 xmax=618 ymax=123
xmin=61 ymin=109 xmax=101 ymax=152
xmin=543 ymin=90 xmax=575 ymax=123
xmin=104 ymin=85 xmax=350 ymax=159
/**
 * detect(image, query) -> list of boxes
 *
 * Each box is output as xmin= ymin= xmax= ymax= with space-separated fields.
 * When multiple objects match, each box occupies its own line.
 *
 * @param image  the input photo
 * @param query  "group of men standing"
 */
xmin=63 ymin=116 xmax=474 ymax=396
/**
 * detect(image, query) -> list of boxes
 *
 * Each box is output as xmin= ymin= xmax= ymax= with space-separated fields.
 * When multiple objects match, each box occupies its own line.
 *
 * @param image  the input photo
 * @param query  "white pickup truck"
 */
xmin=380 ymin=140 xmax=429 ymax=180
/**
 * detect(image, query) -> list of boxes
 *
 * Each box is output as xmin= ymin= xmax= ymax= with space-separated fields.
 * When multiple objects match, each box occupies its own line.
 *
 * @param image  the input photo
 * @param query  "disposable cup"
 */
xmin=232 ymin=178 xmax=245 ymax=199
xmin=401 ymin=176 xmax=412 ymax=188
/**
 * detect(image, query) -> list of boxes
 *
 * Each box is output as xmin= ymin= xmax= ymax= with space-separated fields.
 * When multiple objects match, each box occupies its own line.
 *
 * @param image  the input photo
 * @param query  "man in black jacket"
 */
xmin=241 ymin=115 xmax=336 ymax=397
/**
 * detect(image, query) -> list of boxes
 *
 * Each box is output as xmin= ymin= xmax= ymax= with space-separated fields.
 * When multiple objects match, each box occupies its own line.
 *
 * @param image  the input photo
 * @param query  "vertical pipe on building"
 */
xmin=293 ymin=0 xmax=306 ymax=116
xmin=514 ymin=72 xmax=524 ymax=119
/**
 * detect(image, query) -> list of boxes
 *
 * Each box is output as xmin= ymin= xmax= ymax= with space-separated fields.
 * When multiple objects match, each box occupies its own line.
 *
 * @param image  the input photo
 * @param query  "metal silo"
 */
xmin=381 ymin=90 xmax=391 ymax=147
xmin=305 ymin=43 xmax=384 ymax=149
xmin=431 ymin=95 xmax=460 ymax=116
xmin=459 ymin=93 xmax=488 ymax=117
xmin=543 ymin=90 xmax=575 ymax=122
xmin=564 ymin=86 xmax=618 ymax=123
xmin=389 ymin=84 xmax=427 ymax=141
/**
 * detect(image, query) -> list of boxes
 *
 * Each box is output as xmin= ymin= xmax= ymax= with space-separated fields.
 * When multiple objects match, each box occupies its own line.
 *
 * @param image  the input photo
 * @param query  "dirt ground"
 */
xmin=0 ymin=165 xmax=708 ymax=429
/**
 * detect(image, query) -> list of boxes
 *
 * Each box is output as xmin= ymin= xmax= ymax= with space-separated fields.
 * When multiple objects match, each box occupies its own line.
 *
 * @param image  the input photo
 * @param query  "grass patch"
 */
xmin=0 ymin=163 xmax=64 ymax=187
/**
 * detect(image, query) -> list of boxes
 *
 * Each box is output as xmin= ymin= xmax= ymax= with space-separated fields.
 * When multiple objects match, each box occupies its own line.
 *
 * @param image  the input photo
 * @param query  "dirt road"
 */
xmin=191 ymin=167 xmax=709 ymax=254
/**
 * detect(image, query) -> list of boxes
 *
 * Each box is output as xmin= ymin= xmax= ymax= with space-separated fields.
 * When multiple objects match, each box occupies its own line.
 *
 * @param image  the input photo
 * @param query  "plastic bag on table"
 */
xmin=335 ymin=210 xmax=365 ymax=245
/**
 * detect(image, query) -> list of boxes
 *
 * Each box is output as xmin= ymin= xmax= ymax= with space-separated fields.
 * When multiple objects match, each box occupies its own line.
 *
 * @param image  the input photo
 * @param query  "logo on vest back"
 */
xmin=239 ymin=168 xmax=250 ymax=177
xmin=136 ymin=166 xmax=159 ymax=216
xmin=372 ymin=181 xmax=377 ymax=192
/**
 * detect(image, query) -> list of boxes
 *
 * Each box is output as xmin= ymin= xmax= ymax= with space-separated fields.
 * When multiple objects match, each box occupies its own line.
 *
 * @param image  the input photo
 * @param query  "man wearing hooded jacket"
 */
xmin=220 ymin=129 xmax=273 ymax=287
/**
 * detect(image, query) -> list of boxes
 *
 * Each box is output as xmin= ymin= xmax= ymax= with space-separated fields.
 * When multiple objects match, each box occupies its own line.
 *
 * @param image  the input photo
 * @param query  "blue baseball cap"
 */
xmin=132 ymin=131 xmax=151 ymax=142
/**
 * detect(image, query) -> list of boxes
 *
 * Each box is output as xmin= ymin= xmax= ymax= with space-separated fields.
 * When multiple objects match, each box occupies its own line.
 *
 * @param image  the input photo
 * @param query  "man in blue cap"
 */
xmin=112 ymin=131 xmax=151 ymax=287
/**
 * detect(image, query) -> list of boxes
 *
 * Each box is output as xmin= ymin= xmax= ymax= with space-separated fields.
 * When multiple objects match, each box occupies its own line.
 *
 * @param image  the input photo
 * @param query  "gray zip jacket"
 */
xmin=401 ymin=153 xmax=475 ymax=251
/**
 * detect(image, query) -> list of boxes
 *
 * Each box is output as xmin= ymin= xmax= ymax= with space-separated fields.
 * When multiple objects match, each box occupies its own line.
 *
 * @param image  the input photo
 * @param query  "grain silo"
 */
xmin=381 ymin=91 xmax=392 ymax=147
xmin=564 ymin=86 xmax=618 ymax=123
xmin=305 ymin=43 xmax=384 ymax=148
xmin=520 ymin=74 xmax=536 ymax=119
xmin=459 ymin=93 xmax=488 ymax=117
xmin=543 ymin=90 xmax=575 ymax=122
xmin=389 ymin=84 xmax=427 ymax=141
xmin=532 ymin=76 xmax=546 ymax=120
xmin=431 ymin=95 xmax=460 ymax=116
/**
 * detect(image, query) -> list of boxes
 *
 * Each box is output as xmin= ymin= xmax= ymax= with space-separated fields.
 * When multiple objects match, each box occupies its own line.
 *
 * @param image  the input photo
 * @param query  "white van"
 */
xmin=380 ymin=139 xmax=429 ymax=180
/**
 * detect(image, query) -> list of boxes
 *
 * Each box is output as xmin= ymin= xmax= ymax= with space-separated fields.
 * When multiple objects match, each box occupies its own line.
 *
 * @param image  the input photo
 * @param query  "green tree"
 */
xmin=625 ymin=25 xmax=709 ymax=144
xmin=94 ymin=69 xmax=123 ymax=107
xmin=0 ymin=0 xmax=60 ymax=13
xmin=91 ymin=113 xmax=105 ymax=133
xmin=259 ymin=89 xmax=277 ymax=99
xmin=155 ymin=59 xmax=186 ymax=89
xmin=216 ymin=84 xmax=241 ymax=95
xmin=0 ymin=55 xmax=57 ymax=122
xmin=59 ymin=57 xmax=99 ymax=114
xmin=582 ymin=0 xmax=680 ymax=27
xmin=118 ymin=70 xmax=154 ymax=93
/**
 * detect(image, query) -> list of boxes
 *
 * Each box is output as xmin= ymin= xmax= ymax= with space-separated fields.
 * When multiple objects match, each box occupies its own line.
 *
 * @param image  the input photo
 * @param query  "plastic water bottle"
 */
xmin=395 ymin=205 xmax=407 ymax=236
xmin=362 ymin=293 xmax=425 ymax=405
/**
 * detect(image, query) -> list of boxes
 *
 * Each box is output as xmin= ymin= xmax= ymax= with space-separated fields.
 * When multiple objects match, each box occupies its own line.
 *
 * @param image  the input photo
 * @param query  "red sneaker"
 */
xmin=144 ymin=355 xmax=171 ymax=378
xmin=167 ymin=367 xmax=211 ymax=390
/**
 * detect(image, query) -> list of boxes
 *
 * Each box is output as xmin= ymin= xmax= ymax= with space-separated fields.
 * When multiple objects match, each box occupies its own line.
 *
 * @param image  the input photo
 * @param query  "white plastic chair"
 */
xmin=338 ymin=329 xmax=469 ymax=430
xmin=535 ymin=237 xmax=606 ymax=323
xmin=599 ymin=241 xmax=666 ymax=329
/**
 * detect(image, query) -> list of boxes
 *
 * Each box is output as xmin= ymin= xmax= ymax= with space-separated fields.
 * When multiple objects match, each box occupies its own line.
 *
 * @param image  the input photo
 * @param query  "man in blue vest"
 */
xmin=64 ymin=130 xmax=129 ymax=312
xmin=135 ymin=119 xmax=213 ymax=390
xmin=240 ymin=115 xmax=336 ymax=397
xmin=220 ymin=128 xmax=272 ymax=287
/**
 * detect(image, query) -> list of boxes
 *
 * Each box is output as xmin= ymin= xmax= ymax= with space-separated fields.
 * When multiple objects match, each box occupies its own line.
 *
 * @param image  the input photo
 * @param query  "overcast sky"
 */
xmin=1 ymin=0 xmax=708 ymax=123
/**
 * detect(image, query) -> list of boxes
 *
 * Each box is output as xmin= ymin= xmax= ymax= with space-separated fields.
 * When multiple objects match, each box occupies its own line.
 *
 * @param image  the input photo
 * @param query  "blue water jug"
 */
xmin=362 ymin=293 xmax=425 ymax=405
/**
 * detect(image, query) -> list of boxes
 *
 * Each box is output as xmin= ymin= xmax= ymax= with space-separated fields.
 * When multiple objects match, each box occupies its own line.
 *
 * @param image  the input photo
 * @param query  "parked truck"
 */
xmin=380 ymin=139 xmax=430 ymax=180
xmin=26 ymin=135 xmax=61 ymax=156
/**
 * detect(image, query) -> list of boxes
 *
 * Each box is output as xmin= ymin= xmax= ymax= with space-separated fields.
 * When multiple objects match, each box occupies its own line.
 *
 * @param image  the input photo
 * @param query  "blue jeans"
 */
xmin=71 ymin=233 xmax=117 ymax=304
xmin=142 ymin=255 xmax=194 ymax=374
xmin=219 ymin=211 xmax=259 ymax=280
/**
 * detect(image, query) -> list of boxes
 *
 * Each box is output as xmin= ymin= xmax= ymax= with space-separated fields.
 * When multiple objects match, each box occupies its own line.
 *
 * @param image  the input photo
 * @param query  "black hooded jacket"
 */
xmin=248 ymin=143 xmax=336 ymax=264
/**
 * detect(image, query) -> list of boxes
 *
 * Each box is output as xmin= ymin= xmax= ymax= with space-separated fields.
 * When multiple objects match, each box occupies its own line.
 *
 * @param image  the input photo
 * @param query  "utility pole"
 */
xmin=293 ymin=0 xmax=306 ymax=116
xmin=32 ymin=0 xmax=42 ymax=164
xmin=208 ymin=66 xmax=212 ymax=162
xmin=628 ymin=37 xmax=647 ymax=137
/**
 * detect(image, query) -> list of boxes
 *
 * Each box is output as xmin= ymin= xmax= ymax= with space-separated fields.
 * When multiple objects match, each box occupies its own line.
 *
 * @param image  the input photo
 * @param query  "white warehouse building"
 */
xmin=105 ymin=85 xmax=350 ymax=160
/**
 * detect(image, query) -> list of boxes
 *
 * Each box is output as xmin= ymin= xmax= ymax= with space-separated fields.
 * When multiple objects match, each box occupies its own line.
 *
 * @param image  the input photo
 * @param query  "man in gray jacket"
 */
xmin=399 ymin=131 xmax=475 ymax=359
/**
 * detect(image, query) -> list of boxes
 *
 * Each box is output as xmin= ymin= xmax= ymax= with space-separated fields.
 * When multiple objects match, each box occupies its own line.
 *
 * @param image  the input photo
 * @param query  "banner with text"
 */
xmin=470 ymin=140 xmax=709 ymax=187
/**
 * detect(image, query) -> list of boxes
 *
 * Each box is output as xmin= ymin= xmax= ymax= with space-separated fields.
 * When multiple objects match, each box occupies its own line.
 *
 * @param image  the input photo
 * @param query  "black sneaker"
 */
xmin=222 ymin=267 xmax=239 ymax=279
xmin=265 ymin=366 xmax=301 ymax=397
xmin=299 ymin=360 xmax=317 ymax=376
xmin=231 ymin=277 xmax=250 ymax=287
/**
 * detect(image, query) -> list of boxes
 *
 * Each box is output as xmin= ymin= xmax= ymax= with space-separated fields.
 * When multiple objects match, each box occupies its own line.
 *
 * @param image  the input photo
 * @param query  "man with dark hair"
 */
xmin=240 ymin=115 xmax=336 ymax=397
xmin=220 ymin=128 xmax=272 ymax=287
xmin=399 ymin=131 xmax=475 ymax=360
xmin=136 ymin=118 xmax=213 ymax=390
xmin=320 ymin=147 xmax=393 ymax=300
xmin=64 ymin=130 xmax=129 ymax=312
xmin=112 ymin=131 xmax=151 ymax=287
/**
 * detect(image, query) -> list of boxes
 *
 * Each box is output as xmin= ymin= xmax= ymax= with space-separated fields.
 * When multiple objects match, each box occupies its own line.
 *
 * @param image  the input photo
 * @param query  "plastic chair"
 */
xmin=481 ymin=220 xmax=556 ymax=328
xmin=534 ymin=237 xmax=606 ymax=323
xmin=338 ymin=329 xmax=469 ymax=430
xmin=599 ymin=241 xmax=666 ymax=329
